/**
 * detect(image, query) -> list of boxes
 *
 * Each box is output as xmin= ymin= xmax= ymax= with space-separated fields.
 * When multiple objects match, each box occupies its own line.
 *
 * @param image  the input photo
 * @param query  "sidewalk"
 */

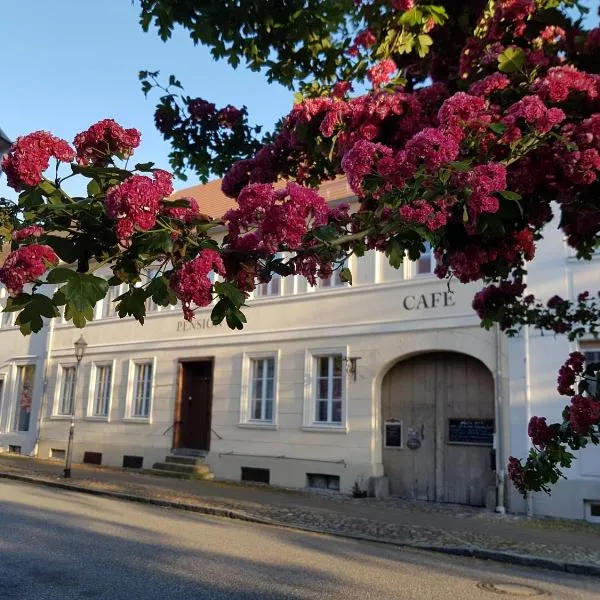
xmin=1 ymin=454 xmax=599 ymax=576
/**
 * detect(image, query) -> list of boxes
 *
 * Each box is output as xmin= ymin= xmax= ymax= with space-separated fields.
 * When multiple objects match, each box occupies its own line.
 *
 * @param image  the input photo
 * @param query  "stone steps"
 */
xmin=150 ymin=451 xmax=215 ymax=481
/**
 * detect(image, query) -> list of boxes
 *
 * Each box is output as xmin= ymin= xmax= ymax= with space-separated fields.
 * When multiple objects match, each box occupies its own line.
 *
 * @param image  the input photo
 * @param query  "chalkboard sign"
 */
xmin=448 ymin=419 xmax=494 ymax=445
xmin=385 ymin=421 xmax=402 ymax=448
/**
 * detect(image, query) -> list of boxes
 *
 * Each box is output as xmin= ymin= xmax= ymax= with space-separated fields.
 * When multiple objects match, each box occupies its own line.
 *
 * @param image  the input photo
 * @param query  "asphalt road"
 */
xmin=0 ymin=480 xmax=598 ymax=599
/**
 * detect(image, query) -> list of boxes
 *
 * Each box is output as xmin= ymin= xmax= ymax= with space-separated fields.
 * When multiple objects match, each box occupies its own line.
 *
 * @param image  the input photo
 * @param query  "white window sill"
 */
xmin=238 ymin=421 xmax=277 ymax=430
xmin=84 ymin=415 xmax=110 ymax=422
xmin=302 ymin=424 xmax=348 ymax=434
xmin=123 ymin=417 xmax=151 ymax=424
xmin=49 ymin=415 xmax=73 ymax=421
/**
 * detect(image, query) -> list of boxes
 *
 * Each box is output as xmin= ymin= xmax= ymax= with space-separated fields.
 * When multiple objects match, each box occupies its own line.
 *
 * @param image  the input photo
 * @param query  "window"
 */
xmin=57 ymin=365 xmax=76 ymax=416
xmin=249 ymin=357 xmax=275 ymax=421
xmin=129 ymin=361 xmax=153 ymax=419
xmin=254 ymin=276 xmax=281 ymax=298
xmin=319 ymin=267 xmax=346 ymax=289
xmin=1 ymin=309 xmax=14 ymax=328
xmin=13 ymin=365 xmax=35 ymax=431
xmin=145 ymin=270 xmax=160 ymax=313
xmin=90 ymin=364 xmax=112 ymax=418
xmin=415 ymin=241 xmax=435 ymax=276
xmin=102 ymin=284 xmax=123 ymax=318
xmin=0 ymin=287 xmax=14 ymax=328
xmin=254 ymin=254 xmax=283 ymax=298
xmin=583 ymin=349 xmax=600 ymax=397
xmin=315 ymin=355 xmax=343 ymax=424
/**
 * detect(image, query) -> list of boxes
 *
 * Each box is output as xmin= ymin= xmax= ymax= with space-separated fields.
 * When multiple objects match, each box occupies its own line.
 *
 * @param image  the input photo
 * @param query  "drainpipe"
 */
xmin=494 ymin=323 xmax=506 ymax=514
xmin=33 ymin=314 xmax=55 ymax=457
xmin=524 ymin=322 xmax=534 ymax=518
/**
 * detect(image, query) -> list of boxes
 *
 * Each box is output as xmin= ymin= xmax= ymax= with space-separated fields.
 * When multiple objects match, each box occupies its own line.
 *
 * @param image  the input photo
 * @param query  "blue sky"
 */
xmin=1 ymin=1 xmax=598 ymax=200
xmin=0 ymin=1 xmax=294 ymax=197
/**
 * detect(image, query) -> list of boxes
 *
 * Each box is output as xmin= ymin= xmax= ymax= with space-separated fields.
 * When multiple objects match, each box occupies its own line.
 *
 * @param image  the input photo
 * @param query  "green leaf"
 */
xmin=415 ymin=34 xmax=433 ymax=58
xmin=489 ymin=122 xmax=507 ymax=135
xmin=311 ymin=225 xmax=338 ymax=243
xmin=498 ymin=47 xmax=525 ymax=73
xmin=211 ymin=298 xmax=228 ymax=325
xmin=214 ymin=281 xmax=245 ymax=307
xmin=386 ymin=238 xmax=405 ymax=270
xmin=115 ymin=287 xmax=147 ymax=324
xmin=87 ymin=180 xmax=102 ymax=197
xmin=135 ymin=162 xmax=155 ymax=172
xmin=339 ymin=267 xmax=353 ymax=285
xmin=447 ymin=161 xmax=471 ymax=172
xmin=45 ymin=235 xmax=78 ymax=263
xmin=46 ymin=267 xmax=77 ymax=284
xmin=499 ymin=190 xmax=522 ymax=201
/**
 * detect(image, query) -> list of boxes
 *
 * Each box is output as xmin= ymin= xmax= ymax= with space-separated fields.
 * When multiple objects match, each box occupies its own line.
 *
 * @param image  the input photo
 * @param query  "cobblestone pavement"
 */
xmin=1 ymin=455 xmax=599 ymax=572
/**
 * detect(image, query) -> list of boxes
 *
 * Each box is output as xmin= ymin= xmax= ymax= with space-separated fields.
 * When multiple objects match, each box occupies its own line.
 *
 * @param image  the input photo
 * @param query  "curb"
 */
xmin=2 ymin=471 xmax=599 ymax=578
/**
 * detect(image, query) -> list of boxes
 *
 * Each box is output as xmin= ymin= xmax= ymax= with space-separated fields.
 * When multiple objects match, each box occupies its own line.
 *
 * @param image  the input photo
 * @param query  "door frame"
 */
xmin=173 ymin=357 xmax=214 ymax=450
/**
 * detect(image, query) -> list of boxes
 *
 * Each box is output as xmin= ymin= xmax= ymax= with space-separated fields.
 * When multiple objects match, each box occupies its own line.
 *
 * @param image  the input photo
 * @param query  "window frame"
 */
xmin=581 ymin=347 xmax=600 ymax=397
xmin=86 ymin=360 xmax=116 ymax=421
xmin=303 ymin=347 xmax=348 ymax=432
xmin=239 ymin=351 xmax=280 ymax=429
xmin=53 ymin=363 xmax=77 ymax=418
xmin=412 ymin=241 xmax=435 ymax=277
xmin=124 ymin=358 xmax=156 ymax=422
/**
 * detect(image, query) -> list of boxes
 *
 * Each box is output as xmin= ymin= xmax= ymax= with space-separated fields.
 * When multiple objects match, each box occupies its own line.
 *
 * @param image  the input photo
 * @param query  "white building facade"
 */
xmin=0 ymin=179 xmax=598 ymax=521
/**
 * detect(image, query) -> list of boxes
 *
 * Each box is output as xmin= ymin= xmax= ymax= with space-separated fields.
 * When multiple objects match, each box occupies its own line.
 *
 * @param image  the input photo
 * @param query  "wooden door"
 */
xmin=174 ymin=360 xmax=213 ymax=451
xmin=382 ymin=352 xmax=494 ymax=506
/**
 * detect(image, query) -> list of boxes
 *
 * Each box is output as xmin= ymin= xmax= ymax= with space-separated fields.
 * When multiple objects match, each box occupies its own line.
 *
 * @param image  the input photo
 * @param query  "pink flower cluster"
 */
xmin=0 ymin=245 xmax=59 ymax=295
xmin=217 ymin=105 xmax=243 ymax=128
xmin=225 ymin=182 xmax=329 ymax=254
xmin=399 ymin=196 xmax=455 ymax=231
xmin=507 ymin=456 xmax=528 ymax=492
xmin=169 ymin=250 xmax=225 ymax=321
xmin=73 ymin=119 xmax=141 ymax=166
xmin=528 ymin=416 xmax=554 ymax=449
xmin=105 ymin=170 xmax=174 ymax=241
xmin=367 ymin=59 xmax=397 ymax=87
xmin=468 ymin=73 xmax=510 ymax=98
xmin=188 ymin=98 xmax=216 ymax=120
xmin=2 ymin=131 xmax=75 ymax=191
xmin=341 ymin=140 xmax=391 ymax=196
xmin=532 ymin=66 xmax=598 ymax=103
xmin=160 ymin=197 xmax=200 ymax=224
xmin=568 ymin=395 xmax=600 ymax=434
xmin=557 ymin=352 xmax=585 ymax=396
xmin=472 ymin=280 xmax=526 ymax=323
xmin=502 ymin=95 xmax=565 ymax=137
xmin=11 ymin=226 xmax=45 ymax=242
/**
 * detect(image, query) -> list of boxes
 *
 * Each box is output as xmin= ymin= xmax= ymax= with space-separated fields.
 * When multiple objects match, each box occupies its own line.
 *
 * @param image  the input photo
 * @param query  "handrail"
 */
xmin=211 ymin=427 xmax=223 ymax=440
xmin=162 ymin=420 xmax=182 ymax=436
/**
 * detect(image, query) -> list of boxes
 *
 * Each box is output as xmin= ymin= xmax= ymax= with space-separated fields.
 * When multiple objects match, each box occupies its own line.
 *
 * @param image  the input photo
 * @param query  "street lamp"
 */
xmin=64 ymin=334 xmax=88 ymax=478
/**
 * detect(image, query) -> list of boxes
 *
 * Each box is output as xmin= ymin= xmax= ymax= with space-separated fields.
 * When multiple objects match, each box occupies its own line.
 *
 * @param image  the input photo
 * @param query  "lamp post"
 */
xmin=64 ymin=335 xmax=87 ymax=478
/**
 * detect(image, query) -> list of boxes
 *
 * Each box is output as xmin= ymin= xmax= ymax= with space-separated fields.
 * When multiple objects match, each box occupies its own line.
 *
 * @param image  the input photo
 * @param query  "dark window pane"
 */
xmin=253 ymin=398 xmax=262 ymax=420
xmin=333 ymin=355 xmax=342 ymax=376
xmin=317 ymin=400 xmax=328 ymax=422
xmin=332 ymin=377 xmax=342 ymax=399
xmin=319 ymin=357 xmax=329 ymax=378
xmin=266 ymin=358 xmax=275 ymax=378
xmin=332 ymin=400 xmax=342 ymax=423
xmin=265 ymin=378 xmax=274 ymax=400
xmin=265 ymin=398 xmax=273 ymax=421
xmin=317 ymin=379 xmax=329 ymax=399
xmin=252 ymin=379 xmax=263 ymax=400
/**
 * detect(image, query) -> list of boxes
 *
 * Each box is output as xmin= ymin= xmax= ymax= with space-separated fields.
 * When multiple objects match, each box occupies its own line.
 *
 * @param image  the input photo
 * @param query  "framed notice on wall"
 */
xmin=448 ymin=419 xmax=494 ymax=445
xmin=384 ymin=419 xmax=402 ymax=448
